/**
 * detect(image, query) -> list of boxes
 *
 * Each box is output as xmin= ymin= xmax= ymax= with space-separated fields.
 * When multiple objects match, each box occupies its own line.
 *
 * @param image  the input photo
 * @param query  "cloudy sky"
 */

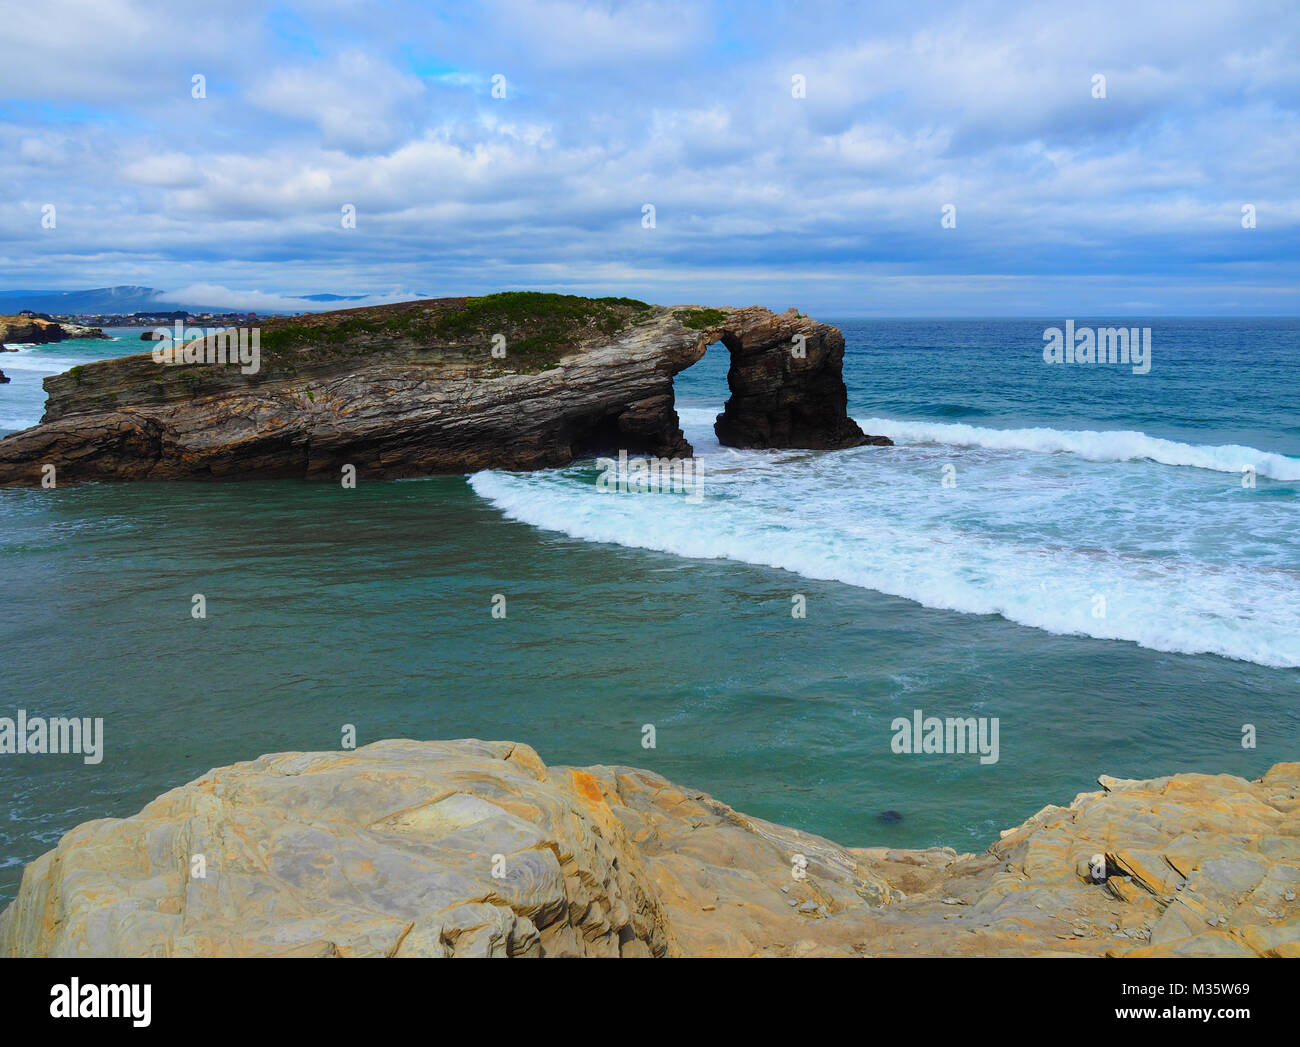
xmin=1 ymin=0 xmax=1297 ymax=314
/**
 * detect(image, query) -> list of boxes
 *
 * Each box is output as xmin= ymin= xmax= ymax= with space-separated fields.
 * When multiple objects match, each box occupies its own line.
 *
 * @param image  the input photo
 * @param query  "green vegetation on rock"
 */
xmin=673 ymin=308 xmax=728 ymax=330
xmin=257 ymin=292 xmax=656 ymax=374
xmin=433 ymin=292 xmax=653 ymax=370
xmin=260 ymin=316 xmax=388 ymax=355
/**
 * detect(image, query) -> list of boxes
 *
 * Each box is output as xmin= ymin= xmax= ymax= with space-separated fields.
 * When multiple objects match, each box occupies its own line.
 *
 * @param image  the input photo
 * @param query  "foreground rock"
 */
xmin=1 ymin=740 xmax=1295 ymax=957
xmin=0 ymin=293 xmax=888 ymax=486
xmin=0 ymin=315 xmax=107 ymax=348
xmin=0 ymin=370 xmax=8 ymax=384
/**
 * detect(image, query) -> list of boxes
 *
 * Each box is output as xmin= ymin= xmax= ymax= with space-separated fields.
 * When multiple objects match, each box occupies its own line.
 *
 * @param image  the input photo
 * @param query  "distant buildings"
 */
xmin=47 ymin=310 xmax=262 ymax=327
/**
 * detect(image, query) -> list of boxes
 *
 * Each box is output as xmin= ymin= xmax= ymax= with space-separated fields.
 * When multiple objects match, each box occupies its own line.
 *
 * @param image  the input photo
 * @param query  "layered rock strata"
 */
xmin=0 ymin=295 xmax=887 ymax=485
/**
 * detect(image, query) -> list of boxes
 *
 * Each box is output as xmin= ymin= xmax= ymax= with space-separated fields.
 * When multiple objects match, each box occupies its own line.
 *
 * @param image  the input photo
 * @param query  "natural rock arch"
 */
xmin=687 ymin=306 xmax=883 ymax=452
xmin=0 ymin=298 xmax=887 ymax=486
xmin=572 ymin=305 xmax=886 ymax=464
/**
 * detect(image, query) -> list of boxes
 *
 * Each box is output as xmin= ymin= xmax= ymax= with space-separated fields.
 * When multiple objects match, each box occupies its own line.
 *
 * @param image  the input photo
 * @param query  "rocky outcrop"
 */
xmin=0 ymin=370 xmax=8 ymax=384
xmin=0 ymin=294 xmax=887 ymax=485
xmin=709 ymin=306 xmax=885 ymax=449
xmin=2 ymin=739 xmax=1295 ymax=957
xmin=0 ymin=315 xmax=107 ymax=348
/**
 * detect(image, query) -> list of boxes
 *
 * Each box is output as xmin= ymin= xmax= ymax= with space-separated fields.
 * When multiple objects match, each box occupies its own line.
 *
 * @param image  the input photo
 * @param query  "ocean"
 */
xmin=1 ymin=319 xmax=1297 ymax=904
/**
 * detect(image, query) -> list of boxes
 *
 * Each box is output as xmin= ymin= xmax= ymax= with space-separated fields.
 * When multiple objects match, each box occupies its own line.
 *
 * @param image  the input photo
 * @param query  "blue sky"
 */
xmin=1 ymin=0 xmax=1297 ymax=315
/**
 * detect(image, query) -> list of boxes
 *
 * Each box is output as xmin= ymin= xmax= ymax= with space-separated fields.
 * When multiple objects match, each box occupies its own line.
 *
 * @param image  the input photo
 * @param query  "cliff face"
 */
xmin=0 ymin=294 xmax=887 ymax=485
xmin=0 ymin=316 xmax=107 ymax=348
xmin=1 ymin=739 xmax=1295 ymax=957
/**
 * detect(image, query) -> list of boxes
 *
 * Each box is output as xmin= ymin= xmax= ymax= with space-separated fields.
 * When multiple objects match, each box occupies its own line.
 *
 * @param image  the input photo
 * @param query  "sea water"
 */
xmin=1 ymin=319 xmax=1297 ymax=903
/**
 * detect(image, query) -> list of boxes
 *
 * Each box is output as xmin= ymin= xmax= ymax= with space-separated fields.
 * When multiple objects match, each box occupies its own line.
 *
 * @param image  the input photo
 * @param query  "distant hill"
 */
xmin=0 ymin=287 xmax=372 ymax=315
xmin=0 ymin=286 xmax=165 ymax=314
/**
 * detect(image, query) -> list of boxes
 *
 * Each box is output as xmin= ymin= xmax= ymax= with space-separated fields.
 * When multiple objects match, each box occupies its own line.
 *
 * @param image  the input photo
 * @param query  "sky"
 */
xmin=0 ymin=0 xmax=1297 ymax=315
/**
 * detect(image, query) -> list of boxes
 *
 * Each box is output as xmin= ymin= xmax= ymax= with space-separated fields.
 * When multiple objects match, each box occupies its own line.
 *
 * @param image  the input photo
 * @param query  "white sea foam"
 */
xmin=856 ymin=416 xmax=1300 ymax=482
xmin=468 ymin=412 xmax=1300 ymax=668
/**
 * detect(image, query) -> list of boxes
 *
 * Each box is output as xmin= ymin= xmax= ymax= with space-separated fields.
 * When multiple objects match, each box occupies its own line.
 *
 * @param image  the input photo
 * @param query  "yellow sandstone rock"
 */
xmin=1 ymin=741 xmax=1296 ymax=957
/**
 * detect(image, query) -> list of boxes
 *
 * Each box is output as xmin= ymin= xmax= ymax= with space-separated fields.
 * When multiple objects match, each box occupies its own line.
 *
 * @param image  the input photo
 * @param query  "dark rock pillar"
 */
xmin=707 ymin=307 xmax=889 ymax=450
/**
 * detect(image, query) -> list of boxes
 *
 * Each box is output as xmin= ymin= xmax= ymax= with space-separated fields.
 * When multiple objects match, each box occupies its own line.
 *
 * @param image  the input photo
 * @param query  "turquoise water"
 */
xmin=2 ymin=321 xmax=1298 ymax=904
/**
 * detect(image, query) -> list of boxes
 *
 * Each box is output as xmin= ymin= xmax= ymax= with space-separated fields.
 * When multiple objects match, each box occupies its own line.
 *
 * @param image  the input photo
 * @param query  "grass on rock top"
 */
xmin=672 ymin=308 xmax=728 ymax=330
xmin=256 ymin=292 xmax=656 ymax=374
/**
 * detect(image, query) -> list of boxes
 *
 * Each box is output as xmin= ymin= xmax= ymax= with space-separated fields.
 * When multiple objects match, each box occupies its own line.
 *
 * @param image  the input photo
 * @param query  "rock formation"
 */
xmin=709 ymin=306 xmax=888 ymax=449
xmin=0 ymin=315 xmax=107 ymax=348
xmin=2 ymin=739 xmax=1295 ymax=957
xmin=0 ymin=293 xmax=888 ymax=485
xmin=0 ymin=370 xmax=8 ymax=384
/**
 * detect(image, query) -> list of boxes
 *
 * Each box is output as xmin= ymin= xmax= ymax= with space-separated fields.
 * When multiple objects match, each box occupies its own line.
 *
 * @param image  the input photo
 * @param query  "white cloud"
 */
xmin=487 ymin=0 xmax=699 ymax=66
xmin=156 ymin=283 xmax=426 ymax=311
xmin=246 ymin=50 xmax=428 ymax=153
xmin=0 ymin=0 xmax=1295 ymax=313
xmin=121 ymin=153 xmax=204 ymax=188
